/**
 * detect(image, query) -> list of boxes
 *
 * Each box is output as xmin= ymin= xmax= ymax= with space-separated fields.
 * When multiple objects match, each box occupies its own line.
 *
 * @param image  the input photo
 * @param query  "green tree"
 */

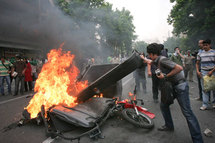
xmin=163 ymin=37 xmax=182 ymax=53
xmin=56 ymin=0 xmax=136 ymax=57
xmin=168 ymin=0 xmax=215 ymax=49
xmin=133 ymin=41 xmax=148 ymax=54
xmin=57 ymin=0 xmax=109 ymax=26
xmin=100 ymin=8 xmax=136 ymax=57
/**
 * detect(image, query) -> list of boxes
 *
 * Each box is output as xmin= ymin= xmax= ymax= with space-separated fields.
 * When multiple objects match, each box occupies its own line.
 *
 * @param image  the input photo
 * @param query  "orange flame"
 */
xmin=128 ymin=92 xmax=136 ymax=100
xmin=93 ymin=93 xmax=103 ymax=98
xmin=26 ymin=44 xmax=88 ymax=118
xmin=100 ymin=93 xmax=103 ymax=97
xmin=128 ymin=92 xmax=133 ymax=96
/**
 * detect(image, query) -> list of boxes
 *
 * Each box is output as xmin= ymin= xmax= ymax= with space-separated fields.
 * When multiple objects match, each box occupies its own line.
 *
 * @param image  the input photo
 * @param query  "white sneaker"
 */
xmin=200 ymin=106 xmax=207 ymax=111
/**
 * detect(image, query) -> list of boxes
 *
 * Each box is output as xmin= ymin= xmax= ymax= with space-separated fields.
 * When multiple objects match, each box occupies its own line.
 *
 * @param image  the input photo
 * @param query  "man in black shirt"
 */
xmin=141 ymin=43 xmax=203 ymax=143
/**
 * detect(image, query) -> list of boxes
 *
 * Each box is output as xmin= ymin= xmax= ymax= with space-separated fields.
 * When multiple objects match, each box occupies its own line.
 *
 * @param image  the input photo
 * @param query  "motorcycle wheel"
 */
xmin=122 ymin=108 xmax=154 ymax=129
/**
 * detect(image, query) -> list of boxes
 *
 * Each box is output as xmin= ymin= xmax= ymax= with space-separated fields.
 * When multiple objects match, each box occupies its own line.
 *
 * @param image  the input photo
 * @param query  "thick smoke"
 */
xmin=0 ymin=0 xmax=113 ymax=70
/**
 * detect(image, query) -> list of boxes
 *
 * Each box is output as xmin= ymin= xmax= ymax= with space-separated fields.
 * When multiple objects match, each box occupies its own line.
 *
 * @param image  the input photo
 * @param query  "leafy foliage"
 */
xmin=168 ymin=0 xmax=215 ymax=49
xmin=100 ymin=8 xmax=136 ymax=56
xmin=133 ymin=41 xmax=148 ymax=54
xmin=55 ymin=0 xmax=136 ymax=57
xmin=163 ymin=36 xmax=189 ymax=53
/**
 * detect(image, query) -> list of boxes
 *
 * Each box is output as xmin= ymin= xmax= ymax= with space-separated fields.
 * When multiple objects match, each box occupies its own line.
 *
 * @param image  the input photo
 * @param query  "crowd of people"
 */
xmin=134 ymin=39 xmax=215 ymax=109
xmin=134 ymin=39 xmax=215 ymax=143
xmin=0 ymin=54 xmax=45 ymax=96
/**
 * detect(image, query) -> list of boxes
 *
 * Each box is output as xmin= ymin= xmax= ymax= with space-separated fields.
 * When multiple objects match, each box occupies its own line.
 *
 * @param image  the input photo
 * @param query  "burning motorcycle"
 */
xmin=36 ymin=86 xmax=155 ymax=141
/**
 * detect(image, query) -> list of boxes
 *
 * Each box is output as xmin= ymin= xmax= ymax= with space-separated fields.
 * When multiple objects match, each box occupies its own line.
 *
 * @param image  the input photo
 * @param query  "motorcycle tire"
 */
xmin=122 ymin=108 xmax=154 ymax=129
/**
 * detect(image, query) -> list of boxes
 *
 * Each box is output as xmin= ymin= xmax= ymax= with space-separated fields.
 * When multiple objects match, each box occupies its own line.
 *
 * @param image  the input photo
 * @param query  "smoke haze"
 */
xmin=0 ymin=0 xmax=113 ymax=69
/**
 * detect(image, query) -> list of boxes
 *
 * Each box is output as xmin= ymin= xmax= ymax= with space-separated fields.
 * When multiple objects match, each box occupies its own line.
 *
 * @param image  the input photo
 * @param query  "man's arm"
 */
xmin=8 ymin=61 xmax=14 ymax=74
xmin=208 ymin=66 xmax=215 ymax=76
xmin=147 ymin=63 xmax=152 ymax=77
xmin=140 ymin=55 xmax=152 ymax=76
xmin=177 ymin=50 xmax=185 ymax=59
xmin=167 ymin=64 xmax=183 ymax=78
xmin=22 ymin=68 xmax=26 ymax=75
xmin=22 ymin=62 xmax=27 ymax=75
xmin=140 ymin=55 xmax=152 ymax=64
xmin=157 ymin=64 xmax=183 ymax=79
xmin=196 ymin=60 xmax=202 ymax=78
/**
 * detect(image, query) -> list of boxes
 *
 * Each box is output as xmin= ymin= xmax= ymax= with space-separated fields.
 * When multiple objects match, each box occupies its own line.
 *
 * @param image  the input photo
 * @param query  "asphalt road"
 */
xmin=0 ymin=73 xmax=214 ymax=143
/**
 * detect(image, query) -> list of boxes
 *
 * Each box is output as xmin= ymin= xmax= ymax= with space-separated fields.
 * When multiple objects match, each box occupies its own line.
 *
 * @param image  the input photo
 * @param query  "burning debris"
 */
xmin=25 ymin=43 xmax=88 ymax=119
xmin=25 ymin=49 xmax=144 ymax=120
xmin=9 ymin=50 xmax=155 ymax=142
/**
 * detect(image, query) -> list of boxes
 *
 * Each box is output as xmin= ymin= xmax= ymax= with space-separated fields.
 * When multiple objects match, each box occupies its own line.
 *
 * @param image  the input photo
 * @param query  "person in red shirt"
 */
xmin=24 ymin=58 xmax=33 ymax=92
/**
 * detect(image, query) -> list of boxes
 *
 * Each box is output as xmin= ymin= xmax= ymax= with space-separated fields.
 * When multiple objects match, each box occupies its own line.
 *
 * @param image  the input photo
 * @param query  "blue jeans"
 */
xmin=160 ymin=82 xmax=203 ymax=143
xmin=15 ymin=76 xmax=25 ymax=95
xmin=200 ymin=70 xmax=215 ymax=107
xmin=0 ymin=75 xmax=11 ymax=94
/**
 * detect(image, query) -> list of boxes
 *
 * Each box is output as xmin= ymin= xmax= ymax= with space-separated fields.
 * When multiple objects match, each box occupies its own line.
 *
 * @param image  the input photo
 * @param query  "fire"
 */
xmin=26 ymin=44 xmax=88 ymax=118
xmin=128 ymin=92 xmax=136 ymax=100
xmin=128 ymin=92 xmax=133 ymax=97
xmin=93 ymin=93 xmax=104 ymax=98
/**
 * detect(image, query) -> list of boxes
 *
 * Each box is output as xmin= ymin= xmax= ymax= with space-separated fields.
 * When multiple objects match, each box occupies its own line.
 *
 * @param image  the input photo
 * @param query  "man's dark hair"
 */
xmin=165 ymin=48 xmax=168 ymax=52
xmin=147 ymin=43 xmax=161 ymax=55
xmin=15 ymin=53 xmax=23 ymax=59
xmin=159 ymin=44 xmax=164 ymax=50
xmin=203 ymin=39 xmax=211 ymax=44
xmin=174 ymin=47 xmax=179 ymax=51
